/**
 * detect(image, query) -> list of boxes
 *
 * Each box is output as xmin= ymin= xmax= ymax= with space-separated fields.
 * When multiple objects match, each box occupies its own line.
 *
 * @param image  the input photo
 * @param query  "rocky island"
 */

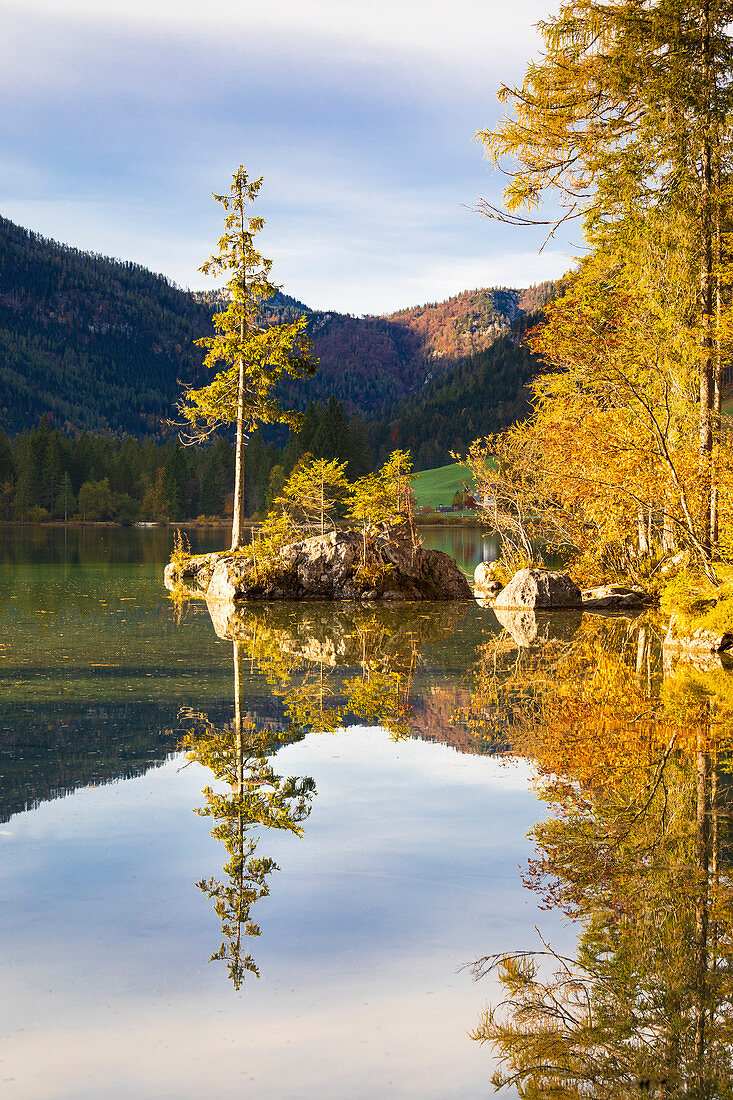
xmin=165 ymin=524 xmax=472 ymax=603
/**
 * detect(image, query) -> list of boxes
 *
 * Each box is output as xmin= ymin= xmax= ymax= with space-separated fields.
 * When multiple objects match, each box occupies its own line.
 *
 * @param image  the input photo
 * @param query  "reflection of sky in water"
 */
xmin=0 ymin=726 xmax=574 ymax=1100
xmin=0 ymin=527 xmax=573 ymax=1098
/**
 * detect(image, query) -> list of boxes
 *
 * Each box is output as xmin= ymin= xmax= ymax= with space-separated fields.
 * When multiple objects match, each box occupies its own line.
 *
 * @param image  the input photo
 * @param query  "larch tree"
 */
xmin=347 ymin=449 xmax=417 ymax=564
xmin=476 ymin=0 xmax=733 ymax=558
xmin=274 ymin=454 xmax=349 ymax=536
xmin=178 ymin=166 xmax=317 ymax=550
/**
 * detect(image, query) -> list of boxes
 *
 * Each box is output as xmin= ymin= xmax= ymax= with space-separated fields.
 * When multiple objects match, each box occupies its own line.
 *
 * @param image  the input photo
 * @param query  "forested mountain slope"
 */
xmin=0 ymin=217 xmax=216 ymax=436
xmin=370 ymin=314 xmax=544 ymax=468
xmin=0 ymin=215 xmax=551 ymax=437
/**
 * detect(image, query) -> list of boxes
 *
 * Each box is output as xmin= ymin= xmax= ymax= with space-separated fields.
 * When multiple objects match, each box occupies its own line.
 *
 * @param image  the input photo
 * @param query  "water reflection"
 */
xmin=466 ymin=616 xmax=733 ymax=1098
xmin=180 ymin=639 xmax=316 ymax=988
xmin=180 ymin=600 xmax=475 ymax=985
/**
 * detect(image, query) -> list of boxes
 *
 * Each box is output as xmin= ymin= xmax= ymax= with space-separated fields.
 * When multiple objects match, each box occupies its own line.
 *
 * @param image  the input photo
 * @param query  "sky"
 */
xmin=0 ymin=0 xmax=575 ymax=315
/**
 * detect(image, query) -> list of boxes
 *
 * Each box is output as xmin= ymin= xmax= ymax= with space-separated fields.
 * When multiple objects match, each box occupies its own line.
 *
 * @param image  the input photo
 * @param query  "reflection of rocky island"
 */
xmin=466 ymin=616 xmax=733 ymax=1097
xmin=181 ymin=600 xmax=488 ymax=987
xmin=203 ymin=599 xmax=479 ymax=746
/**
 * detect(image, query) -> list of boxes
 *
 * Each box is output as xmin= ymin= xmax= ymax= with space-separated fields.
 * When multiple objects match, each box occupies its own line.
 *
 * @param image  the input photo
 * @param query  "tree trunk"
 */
xmin=699 ymin=0 xmax=714 ymax=556
xmin=230 ymin=354 xmax=247 ymax=551
xmin=635 ymin=625 xmax=648 ymax=689
xmin=638 ymin=505 xmax=649 ymax=556
xmin=710 ymin=189 xmax=722 ymax=548
xmin=662 ymin=490 xmax=677 ymax=554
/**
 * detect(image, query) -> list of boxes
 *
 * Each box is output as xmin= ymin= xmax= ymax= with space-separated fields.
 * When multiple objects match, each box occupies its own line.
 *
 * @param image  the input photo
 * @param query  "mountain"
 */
xmin=370 ymin=312 xmax=546 ymax=468
xmin=205 ymin=284 xmax=532 ymax=416
xmin=0 ymin=215 xmax=552 ymax=438
xmin=0 ymin=216 xmax=215 ymax=436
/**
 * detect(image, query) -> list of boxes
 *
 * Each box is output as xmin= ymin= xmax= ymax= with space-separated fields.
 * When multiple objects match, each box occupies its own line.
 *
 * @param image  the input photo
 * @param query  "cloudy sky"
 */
xmin=1 ymin=0 xmax=574 ymax=314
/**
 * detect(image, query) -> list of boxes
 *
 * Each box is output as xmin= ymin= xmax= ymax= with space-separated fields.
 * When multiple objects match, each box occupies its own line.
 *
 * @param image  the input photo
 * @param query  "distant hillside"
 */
xmin=371 ymin=313 xmax=545 ymax=469
xmin=387 ymin=287 xmax=519 ymax=363
xmin=412 ymin=463 xmax=476 ymax=508
xmin=195 ymin=284 xmax=553 ymax=422
xmin=0 ymin=214 xmax=553 ymax=437
xmin=0 ymin=216 xmax=213 ymax=436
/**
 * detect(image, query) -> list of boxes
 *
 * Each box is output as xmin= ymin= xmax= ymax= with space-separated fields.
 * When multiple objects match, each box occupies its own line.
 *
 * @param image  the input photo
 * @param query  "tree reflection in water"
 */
xmin=465 ymin=615 xmax=733 ymax=1099
xmin=180 ymin=639 xmax=316 ymax=988
xmin=179 ymin=602 xmax=466 ymax=987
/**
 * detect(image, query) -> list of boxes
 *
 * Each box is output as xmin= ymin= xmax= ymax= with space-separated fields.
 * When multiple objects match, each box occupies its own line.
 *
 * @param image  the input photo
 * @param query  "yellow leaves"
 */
xmin=466 ymin=617 xmax=732 ymax=794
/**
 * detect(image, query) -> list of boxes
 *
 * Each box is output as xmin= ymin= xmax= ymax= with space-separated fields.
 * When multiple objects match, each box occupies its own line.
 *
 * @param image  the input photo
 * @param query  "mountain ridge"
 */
xmin=0 ymin=214 xmax=552 ymax=437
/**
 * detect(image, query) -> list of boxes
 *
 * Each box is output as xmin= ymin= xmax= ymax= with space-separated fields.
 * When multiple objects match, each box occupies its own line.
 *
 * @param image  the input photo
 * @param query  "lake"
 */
xmin=2 ymin=526 xmax=730 ymax=1098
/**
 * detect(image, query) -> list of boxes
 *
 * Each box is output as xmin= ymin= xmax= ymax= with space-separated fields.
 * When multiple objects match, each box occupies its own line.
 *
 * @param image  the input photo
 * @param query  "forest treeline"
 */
xmin=0 ymin=398 xmax=372 ymax=523
xmin=0 ymin=322 xmax=541 ymax=520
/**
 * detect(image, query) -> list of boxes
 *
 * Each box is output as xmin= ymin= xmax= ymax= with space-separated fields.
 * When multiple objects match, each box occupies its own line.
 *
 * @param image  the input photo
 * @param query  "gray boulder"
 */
xmin=167 ymin=526 xmax=472 ymax=603
xmin=473 ymin=561 xmax=504 ymax=601
xmin=163 ymin=552 xmax=220 ymax=596
xmin=493 ymin=568 xmax=582 ymax=610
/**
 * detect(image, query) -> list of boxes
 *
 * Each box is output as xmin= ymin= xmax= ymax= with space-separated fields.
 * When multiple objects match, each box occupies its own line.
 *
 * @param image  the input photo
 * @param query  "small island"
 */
xmin=165 ymin=522 xmax=471 ymax=602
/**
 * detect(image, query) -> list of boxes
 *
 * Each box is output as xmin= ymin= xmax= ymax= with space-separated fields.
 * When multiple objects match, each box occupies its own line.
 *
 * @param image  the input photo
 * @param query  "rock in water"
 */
xmin=473 ymin=561 xmax=503 ymax=600
xmin=166 ymin=526 xmax=472 ymax=603
xmin=493 ymin=568 xmax=582 ymax=610
xmin=581 ymin=584 xmax=649 ymax=610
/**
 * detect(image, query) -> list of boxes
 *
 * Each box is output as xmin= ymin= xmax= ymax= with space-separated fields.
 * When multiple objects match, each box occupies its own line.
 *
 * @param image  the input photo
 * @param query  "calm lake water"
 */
xmin=0 ymin=524 xmax=558 ymax=1099
xmin=3 ymin=525 xmax=728 ymax=1098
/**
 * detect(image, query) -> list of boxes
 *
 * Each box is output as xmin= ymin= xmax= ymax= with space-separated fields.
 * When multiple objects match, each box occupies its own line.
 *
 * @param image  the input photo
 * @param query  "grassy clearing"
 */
xmin=723 ymin=394 xmax=733 ymax=416
xmin=412 ymin=463 xmax=476 ymax=508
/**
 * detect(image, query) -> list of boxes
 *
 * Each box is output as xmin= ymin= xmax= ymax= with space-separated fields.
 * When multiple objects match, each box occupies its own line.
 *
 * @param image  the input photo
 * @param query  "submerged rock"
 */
xmin=663 ymin=613 xmax=733 ymax=655
xmin=581 ymin=584 xmax=650 ymax=611
xmin=493 ymin=568 xmax=582 ymax=610
xmin=165 ymin=526 xmax=472 ymax=603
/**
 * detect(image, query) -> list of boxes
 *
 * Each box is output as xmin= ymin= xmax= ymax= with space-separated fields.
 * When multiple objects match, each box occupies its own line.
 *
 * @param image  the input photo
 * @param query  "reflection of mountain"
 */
xmin=410 ymin=684 xmax=487 ymax=755
xmin=1 ymin=602 xmax=498 ymax=825
xmin=0 ymin=702 xmax=179 ymax=823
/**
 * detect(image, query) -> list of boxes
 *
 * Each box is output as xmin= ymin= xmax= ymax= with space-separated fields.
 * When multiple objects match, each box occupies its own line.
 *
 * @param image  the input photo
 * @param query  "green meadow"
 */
xmin=411 ymin=463 xmax=476 ymax=509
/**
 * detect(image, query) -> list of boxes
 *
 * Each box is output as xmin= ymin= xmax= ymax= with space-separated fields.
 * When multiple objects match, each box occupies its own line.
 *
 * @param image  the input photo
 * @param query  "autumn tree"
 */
xmin=346 ymin=449 xmax=417 ymax=563
xmin=476 ymin=0 xmax=733 ymax=560
xmin=463 ymin=241 xmax=733 ymax=579
xmin=275 ymin=454 xmax=349 ymax=536
xmin=178 ymin=166 xmax=317 ymax=550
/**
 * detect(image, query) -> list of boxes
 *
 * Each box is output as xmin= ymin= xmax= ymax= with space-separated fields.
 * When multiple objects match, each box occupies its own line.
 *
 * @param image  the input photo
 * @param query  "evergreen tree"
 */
xmin=55 ymin=472 xmax=76 ymax=522
xmin=178 ymin=166 xmax=317 ymax=550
